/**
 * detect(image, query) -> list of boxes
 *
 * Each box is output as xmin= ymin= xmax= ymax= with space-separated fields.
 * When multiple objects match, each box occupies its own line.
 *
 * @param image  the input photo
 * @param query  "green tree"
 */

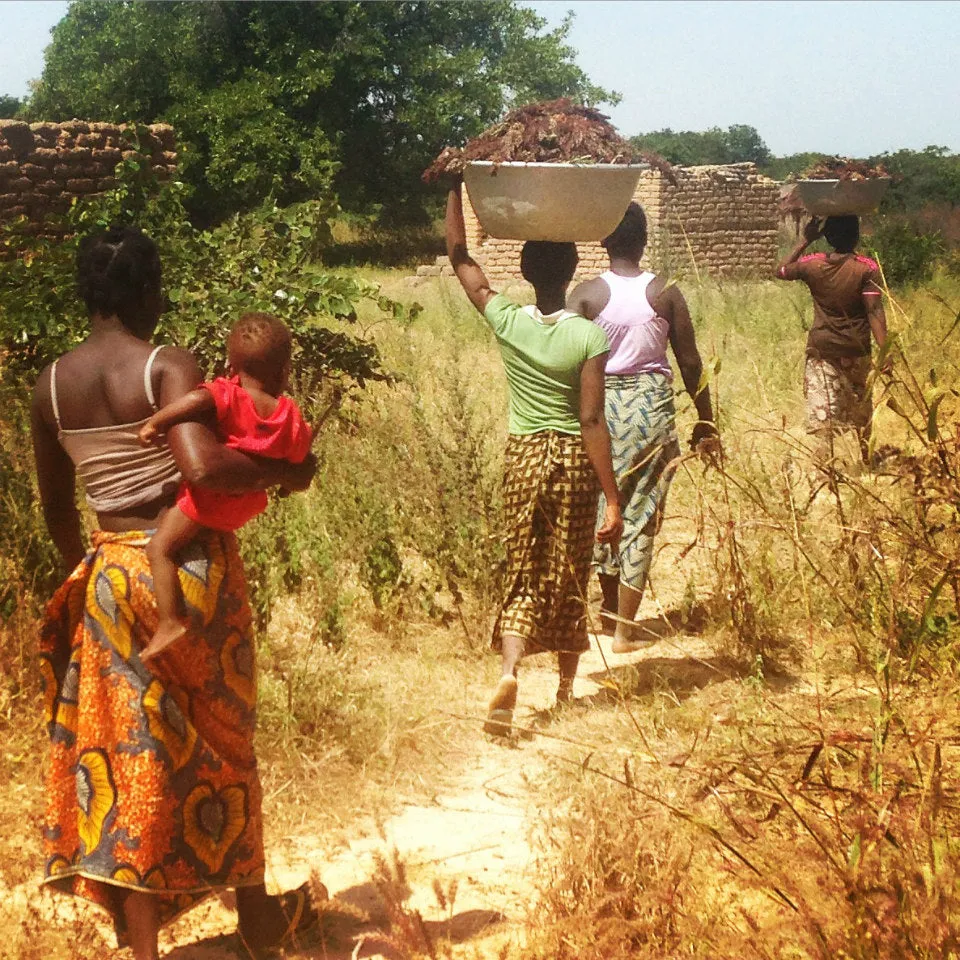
xmin=760 ymin=152 xmax=828 ymax=181
xmin=28 ymin=1 xmax=614 ymax=225
xmin=723 ymin=124 xmax=773 ymax=166
xmin=0 ymin=95 xmax=22 ymax=117
xmin=870 ymin=146 xmax=960 ymax=213
xmin=630 ymin=124 xmax=771 ymax=167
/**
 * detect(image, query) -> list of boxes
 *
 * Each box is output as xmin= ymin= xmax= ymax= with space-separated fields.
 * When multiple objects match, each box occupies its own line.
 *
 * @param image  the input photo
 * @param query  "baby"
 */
xmin=139 ymin=312 xmax=312 ymax=661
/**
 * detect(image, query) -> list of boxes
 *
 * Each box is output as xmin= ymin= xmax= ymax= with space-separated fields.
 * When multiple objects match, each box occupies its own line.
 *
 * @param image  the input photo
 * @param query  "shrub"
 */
xmin=868 ymin=215 xmax=947 ymax=287
xmin=0 ymin=138 xmax=420 ymax=634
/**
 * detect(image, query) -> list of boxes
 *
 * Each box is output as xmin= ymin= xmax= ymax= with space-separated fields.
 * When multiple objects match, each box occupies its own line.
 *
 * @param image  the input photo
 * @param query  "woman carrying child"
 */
xmin=30 ymin=225 xmax=320 ymax=959
xmin=445 ymin=182 xmax=623 ymax=736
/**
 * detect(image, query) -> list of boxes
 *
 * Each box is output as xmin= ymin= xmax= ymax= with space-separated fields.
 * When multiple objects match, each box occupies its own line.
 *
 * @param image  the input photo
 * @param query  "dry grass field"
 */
xmin=1 ymin=263 xmax=958 ymax=958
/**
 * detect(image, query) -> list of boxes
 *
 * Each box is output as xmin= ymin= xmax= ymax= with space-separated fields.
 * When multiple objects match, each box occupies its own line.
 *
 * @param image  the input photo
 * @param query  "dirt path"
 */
xmin=144 ymin=628 xmax=705 ymax=959
xmin=4 ymin=516 xmax=718 ymax=958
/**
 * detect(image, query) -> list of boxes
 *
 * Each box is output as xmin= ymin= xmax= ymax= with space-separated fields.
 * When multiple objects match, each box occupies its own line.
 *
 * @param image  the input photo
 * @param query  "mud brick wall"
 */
xmin=453 ymin=162 xmax=778 ymax=285
xmin=0 ymin=120 xmax=177 ymax=234
xmin=654 ymin=163 xmax=780 ymax=278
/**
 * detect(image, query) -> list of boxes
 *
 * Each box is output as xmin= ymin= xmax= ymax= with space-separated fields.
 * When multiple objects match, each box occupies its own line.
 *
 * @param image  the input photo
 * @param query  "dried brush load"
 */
xmin=422 ymin=98 xmax=674 ymax=184
xmin=800 ymin=156 xmax=890 ymax=181
xmin=795 ymin=156 xmax=893 ymax=215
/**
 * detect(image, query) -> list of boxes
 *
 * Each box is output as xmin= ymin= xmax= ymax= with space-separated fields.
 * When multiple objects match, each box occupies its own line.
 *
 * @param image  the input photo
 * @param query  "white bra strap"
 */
xmin=143 ymin=346 xmax=164 ymax=410
xmin=49 ymin=359 xmax=62 ymax=429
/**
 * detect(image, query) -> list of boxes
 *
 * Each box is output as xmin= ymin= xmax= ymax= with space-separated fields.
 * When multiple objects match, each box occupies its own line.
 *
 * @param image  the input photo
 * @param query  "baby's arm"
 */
xmin=140 ymin=388 xmax=216 ymax=445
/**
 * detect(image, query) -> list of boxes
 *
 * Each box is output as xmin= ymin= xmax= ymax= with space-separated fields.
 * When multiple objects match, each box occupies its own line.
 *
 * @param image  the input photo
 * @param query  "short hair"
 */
xmin=520 ymin=241 xmax=578 ymax=288
xmin=823 ymin=215 xmax=860 ymax=253
xmin=227 ymin=313 xmax=293 ymax=382
xmin=602 ymin=202 xmax=648 ymax=258
xmin=76 ymin=225 xmax=162 ymax=324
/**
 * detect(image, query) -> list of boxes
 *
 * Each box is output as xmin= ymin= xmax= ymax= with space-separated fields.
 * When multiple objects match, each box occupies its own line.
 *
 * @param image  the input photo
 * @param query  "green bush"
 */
xmin=868 ymin=215 xmax=947 ymax=287
xmin=0 ymin=141 xmax=420 ymax=628
xmin=0 ymin=415 xmax=60 ymax=618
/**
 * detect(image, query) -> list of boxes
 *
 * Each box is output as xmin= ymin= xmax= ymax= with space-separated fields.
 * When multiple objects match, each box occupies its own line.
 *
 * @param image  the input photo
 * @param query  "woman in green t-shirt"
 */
xmin=445 ymin=183 xmax=623 ymax=736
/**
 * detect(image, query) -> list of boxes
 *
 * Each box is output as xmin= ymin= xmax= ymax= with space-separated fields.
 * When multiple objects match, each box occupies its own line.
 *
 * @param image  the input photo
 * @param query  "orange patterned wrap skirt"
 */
xmin=38 ymin=529 xmax=264 ymax=942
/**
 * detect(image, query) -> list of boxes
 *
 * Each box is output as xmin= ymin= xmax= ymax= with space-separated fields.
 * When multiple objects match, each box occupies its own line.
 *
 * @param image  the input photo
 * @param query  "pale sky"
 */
xmin=2 ymin=0 xmax=958 ymax=157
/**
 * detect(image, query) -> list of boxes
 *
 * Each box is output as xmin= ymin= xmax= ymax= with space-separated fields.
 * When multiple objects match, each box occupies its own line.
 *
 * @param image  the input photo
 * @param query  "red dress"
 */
xmin=176 ymin=377 xmax=312 ymax=531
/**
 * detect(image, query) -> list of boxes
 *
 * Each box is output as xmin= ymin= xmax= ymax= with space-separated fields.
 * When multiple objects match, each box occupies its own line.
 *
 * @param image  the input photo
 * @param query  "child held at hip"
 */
xmin=139 ymin=312 xmax=312 ymax=661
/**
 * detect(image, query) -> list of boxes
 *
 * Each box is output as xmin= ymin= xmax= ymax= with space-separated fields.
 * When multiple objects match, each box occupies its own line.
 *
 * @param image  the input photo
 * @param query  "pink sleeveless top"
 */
xmin=594 ymin=271 xmax=672 ymax=380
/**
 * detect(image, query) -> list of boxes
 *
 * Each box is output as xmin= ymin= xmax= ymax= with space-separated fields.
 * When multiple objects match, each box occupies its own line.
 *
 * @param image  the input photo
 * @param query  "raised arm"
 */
xmin=445 ymin=183 xmax=496 ymax=314
xmin=157 ymin=349 xmax=315 ymax=493
xmin=31 ymin=368 xmax=85 ymax=571
xmin=658 ymin=284 xmax=719 ymax=453
xmin=579 ymin=353 xmax=623 ymax=544
xmin=776 ymin=216 xmax=822 ymax=279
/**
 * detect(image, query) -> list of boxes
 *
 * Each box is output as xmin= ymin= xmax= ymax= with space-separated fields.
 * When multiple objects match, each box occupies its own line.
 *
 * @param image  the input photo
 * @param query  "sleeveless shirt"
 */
xmin=52 ymin=346 xmax=182 ymax=513
xmin=594 ymin=271 xmax=672 ymax=379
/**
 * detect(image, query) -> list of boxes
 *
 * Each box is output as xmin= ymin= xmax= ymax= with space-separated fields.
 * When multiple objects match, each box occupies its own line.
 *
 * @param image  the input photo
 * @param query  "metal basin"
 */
xmin=463 ymin=161 xmax=644 ymax=241
xmin=794 ymin=178 xmax=891 ymax=216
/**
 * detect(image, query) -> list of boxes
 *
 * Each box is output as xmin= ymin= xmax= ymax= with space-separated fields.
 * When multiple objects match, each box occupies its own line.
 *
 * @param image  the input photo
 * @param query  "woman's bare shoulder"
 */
xmin=649 ymin=275 xmax=688 ymax=316
xmin=31 ymin=362 xmax=53 ymax=413
xmin=568 ymin=275 xmax=611 ymax=319
xmin=153 ymin=344 xmax=199 ymax=367
xmin=152 ymin=344 xmax=202 ymax=379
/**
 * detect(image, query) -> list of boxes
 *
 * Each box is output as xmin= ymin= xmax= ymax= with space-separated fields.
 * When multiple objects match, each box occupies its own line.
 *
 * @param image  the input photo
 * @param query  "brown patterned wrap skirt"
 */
xmin=493 ymin=431 xmax=600 ymax=655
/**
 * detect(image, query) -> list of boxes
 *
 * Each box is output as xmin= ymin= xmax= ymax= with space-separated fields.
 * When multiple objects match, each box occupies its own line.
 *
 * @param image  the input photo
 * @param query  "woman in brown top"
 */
xmin=776 ymin=215 xmax=888 ymax=465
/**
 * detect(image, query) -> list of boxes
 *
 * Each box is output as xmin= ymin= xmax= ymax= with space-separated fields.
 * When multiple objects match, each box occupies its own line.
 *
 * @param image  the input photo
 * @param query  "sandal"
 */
xmin=238 ymin=880 xmax=327 ymax=958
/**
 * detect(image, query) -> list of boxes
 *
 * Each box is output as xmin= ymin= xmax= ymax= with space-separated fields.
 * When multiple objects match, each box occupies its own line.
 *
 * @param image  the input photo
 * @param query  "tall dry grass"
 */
xmin=505 ymin=265 xmax=960 ymax=960
xmin=1 ymin=259 xmax=959 ymax=957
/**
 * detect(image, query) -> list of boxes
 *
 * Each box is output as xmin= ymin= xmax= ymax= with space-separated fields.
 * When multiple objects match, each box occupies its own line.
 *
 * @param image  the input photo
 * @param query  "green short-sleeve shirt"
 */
xmin=483 ymin=293 xmax=610 ymax=436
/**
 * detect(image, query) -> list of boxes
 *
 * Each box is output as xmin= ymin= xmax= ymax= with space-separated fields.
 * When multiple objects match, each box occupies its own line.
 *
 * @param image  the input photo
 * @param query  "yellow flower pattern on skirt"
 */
xmin=38 ymin=530 xmax=264 ymax=944
xmin=75 ymin=748 xmax=116 ymax=855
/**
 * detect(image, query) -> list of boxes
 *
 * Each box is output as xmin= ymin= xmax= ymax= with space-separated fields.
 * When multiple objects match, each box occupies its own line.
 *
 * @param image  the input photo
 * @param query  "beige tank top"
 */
xmin=52 ymin=346 xmax=182 ymax=513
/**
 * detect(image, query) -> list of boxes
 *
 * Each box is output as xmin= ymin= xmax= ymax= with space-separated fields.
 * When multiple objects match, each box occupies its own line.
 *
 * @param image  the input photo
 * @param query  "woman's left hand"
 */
xmin=596 ymin=502 xmax=623 ymax=545
xmin=276 ymin=453 xmax=318 ymax=493
xmin=691 ymin=422 xmax=721 ymax=461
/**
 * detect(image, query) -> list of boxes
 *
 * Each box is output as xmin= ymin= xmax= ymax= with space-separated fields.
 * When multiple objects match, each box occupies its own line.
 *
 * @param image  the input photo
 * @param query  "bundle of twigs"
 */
xmin=801 ymin=156 xmax=890 ymax=181
xmin=422 ymin=98 xmax=675 ymax=184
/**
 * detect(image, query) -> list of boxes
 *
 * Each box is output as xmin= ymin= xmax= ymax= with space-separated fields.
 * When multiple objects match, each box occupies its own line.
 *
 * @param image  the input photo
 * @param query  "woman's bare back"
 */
xmin=43 ymin=330 xmax=167 ymax=431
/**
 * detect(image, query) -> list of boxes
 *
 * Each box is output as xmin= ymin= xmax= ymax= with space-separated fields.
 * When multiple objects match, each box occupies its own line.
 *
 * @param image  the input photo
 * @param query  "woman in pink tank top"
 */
xmin=568 ymin=203 xmax=719 ymax=651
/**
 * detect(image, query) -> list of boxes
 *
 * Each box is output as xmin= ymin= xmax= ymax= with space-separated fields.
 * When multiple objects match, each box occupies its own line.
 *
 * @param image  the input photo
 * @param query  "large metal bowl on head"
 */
xmin=794 ymin=177 xmax=891 ymax=216
xmin=463 ymin=161 xmax=645 ymax=242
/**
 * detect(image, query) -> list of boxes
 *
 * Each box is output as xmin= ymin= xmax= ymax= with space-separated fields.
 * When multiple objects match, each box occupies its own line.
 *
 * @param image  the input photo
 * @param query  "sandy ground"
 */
xmin=4 ymin=513 xmax=718 ymax=958
xmin=7 ymin=619 xmax=708 ymax=960
xmin=167 ymin=629 xmax=699 ymax=959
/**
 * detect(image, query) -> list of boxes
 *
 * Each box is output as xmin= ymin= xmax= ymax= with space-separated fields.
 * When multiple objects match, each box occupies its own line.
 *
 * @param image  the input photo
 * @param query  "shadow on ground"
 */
xmin=517 ymin=606 xmax=799 ymax=739
xmin=162 ymin=880 xmax=505 ymax=959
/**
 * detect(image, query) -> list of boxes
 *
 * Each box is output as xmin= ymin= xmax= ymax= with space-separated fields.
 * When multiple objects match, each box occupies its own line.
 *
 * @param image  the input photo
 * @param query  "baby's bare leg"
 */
xmin=143 ymin=507 xmax=204 ymax=662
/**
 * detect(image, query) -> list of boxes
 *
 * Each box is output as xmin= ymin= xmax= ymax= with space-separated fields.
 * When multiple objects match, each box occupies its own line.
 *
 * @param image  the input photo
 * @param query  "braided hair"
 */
xmin=76 ymin=225 xmax=162 ymax=326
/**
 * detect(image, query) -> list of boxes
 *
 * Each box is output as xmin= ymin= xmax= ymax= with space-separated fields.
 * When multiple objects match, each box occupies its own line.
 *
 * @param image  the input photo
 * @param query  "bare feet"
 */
xmin=611 ymin=624 xmax=657 ymax=654
xmin=611 ymin=639 xmax=658 ymax=654
xmin=484 ymin=675 xmax=518 ymax=737
xmin=141 ymin=618 xmax=188 ymax=662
